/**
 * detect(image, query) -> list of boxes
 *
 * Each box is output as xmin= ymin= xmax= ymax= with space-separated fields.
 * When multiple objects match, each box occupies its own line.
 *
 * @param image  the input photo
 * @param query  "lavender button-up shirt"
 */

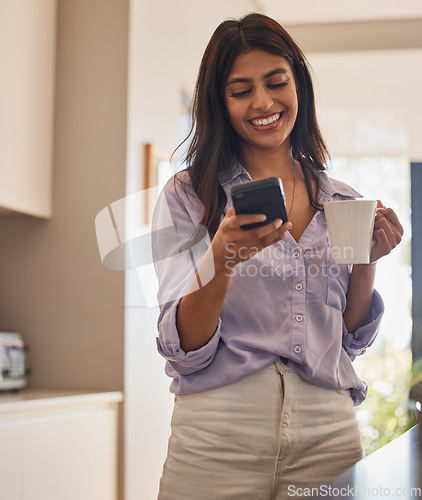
xmin=152 ymin=164 xmax=384 ymax=405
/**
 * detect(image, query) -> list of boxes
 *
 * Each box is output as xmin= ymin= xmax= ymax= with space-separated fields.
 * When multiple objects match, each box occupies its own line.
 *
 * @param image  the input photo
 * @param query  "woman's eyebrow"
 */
xmin=226 ymin=68 xmax=288 ymax=86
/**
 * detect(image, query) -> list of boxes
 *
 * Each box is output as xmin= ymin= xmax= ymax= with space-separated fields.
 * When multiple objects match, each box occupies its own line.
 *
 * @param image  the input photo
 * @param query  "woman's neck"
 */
xmin=243 ymin=152 xmax=294 ymax=180
xmin=241 ymin=143 xmax=295 ymax=182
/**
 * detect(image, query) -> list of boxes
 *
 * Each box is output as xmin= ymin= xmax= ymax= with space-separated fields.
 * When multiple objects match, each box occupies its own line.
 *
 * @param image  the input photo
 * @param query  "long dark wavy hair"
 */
xmin=175 ymin=12 xmax=329 ymax=237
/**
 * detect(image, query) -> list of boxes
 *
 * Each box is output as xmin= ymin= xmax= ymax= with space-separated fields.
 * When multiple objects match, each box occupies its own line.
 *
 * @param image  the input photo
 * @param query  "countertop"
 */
xmin=312 ymin=424 xmax=421 ymax=499
xmin=0 ymin=389 xmax=123 ymax=415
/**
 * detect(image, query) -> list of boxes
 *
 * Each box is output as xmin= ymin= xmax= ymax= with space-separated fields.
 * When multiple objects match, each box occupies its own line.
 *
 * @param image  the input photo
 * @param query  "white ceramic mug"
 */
xmin=323 ymin=199 xmax=377 ymax=264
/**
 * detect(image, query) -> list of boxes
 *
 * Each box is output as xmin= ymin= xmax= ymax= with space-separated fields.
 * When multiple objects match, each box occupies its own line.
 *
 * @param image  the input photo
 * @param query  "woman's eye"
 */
xmin=268 ymin=82 xmax=288 ymax=89
xmin=230 ymin=89 xmax=251 ymax=98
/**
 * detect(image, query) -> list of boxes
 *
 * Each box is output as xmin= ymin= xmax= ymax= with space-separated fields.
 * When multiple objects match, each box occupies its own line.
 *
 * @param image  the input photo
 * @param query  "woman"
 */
xmin=152 ymin=12 xmax=403 ymax=499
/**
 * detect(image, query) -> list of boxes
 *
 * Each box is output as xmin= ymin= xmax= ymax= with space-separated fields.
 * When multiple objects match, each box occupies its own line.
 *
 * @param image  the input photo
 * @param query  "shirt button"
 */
xmin=293 ymin=251 xmax=300 ymax=259
xmin=295 ymin=314 xmax=304 ymax=322
xmin=294 ymin=345 xmax=302 ymax=354
xmin=295 ymin=283 xmax=303 ymax=291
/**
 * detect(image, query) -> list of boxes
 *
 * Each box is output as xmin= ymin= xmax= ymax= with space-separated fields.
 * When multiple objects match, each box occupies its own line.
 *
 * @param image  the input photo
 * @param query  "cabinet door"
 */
xmin=23 ymin=408 xmax=118 ymax=500
xmin=0 ymin=422 xmax=23 ymax=500
xmin=0 ymin=0 xmax=56 ymax=217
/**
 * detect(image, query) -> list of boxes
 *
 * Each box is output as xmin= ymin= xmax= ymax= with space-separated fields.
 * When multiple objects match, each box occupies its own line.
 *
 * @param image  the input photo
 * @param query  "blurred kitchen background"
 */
xmin=0 ymin=1 xmax=421 ymax=499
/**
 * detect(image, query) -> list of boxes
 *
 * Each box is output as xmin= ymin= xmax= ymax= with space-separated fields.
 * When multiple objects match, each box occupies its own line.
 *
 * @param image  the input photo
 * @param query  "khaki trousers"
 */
xmin=158 ymin=359 xmax=363 ymax=499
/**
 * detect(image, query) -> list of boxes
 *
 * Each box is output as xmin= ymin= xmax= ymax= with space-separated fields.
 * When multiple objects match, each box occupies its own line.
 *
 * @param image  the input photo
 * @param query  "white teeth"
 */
xmin=251 ymin=113 xmax=281 ymax=127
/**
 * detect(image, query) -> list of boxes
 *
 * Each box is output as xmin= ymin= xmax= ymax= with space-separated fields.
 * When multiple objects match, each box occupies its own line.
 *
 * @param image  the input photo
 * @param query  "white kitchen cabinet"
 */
xmin=0 ymin=0 xmax=57 ymax=218
xmin=0 ymin=390 xmax=123 ymax=500
xmin=0 ymin=422 xmax=22 ymax=500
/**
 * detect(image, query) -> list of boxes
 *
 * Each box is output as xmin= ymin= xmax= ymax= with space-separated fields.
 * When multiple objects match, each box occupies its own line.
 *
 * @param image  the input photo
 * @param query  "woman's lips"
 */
xmin=248 ymin=112 xmax=283 ymax=130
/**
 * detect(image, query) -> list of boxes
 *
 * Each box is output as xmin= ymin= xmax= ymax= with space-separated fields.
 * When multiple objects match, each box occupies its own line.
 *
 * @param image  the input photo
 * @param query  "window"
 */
xmin=329 ymin=156 xmax=413 ymax=454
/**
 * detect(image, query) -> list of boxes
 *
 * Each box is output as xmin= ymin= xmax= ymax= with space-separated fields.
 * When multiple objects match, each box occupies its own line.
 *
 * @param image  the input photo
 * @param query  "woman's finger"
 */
xmin=258 ymin=221 xmax=292 ymax=248
xmin=374 ymin=215 xmax=402 ymax=247
xmin=375 ymin=208 xmax=404 ymax=236
xmin=371 ymin=228 xmax=389 ymax=261
xmin=228 ymin=213 xmax=267 ymax=229
xmin=373 ymin=217 xmax=395 ymax=248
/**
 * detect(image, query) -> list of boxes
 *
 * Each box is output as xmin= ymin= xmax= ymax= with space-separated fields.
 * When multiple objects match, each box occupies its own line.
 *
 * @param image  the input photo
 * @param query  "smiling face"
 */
xmin=224 ymin=49 xmax=299 ymax=157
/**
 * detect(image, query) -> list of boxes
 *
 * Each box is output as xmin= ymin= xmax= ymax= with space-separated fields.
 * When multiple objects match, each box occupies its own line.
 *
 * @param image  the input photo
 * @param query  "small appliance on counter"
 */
xmin=0 ymin=332 xmax=28 ymax=391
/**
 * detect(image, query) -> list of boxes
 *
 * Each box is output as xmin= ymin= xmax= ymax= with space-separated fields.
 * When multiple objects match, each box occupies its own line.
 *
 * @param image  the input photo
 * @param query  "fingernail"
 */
xmin=286 ymin=222 xmax=292 ymax=230
xmin=258 ymin=214 xmax=267 ymax=221
xmin=275 ymin=219 xmax=282 ymax=228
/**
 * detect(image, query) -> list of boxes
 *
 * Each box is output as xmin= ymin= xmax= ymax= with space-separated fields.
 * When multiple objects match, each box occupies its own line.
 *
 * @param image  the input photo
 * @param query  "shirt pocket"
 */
xmin=305 ymin=238 xmax=349 ymax=311
xmin=326 ymin=246 xmax=350 ymax=311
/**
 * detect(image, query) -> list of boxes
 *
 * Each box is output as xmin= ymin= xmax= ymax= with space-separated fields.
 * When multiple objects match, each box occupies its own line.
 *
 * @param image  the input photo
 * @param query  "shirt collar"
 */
xmin=317 ymin=171 xmax=362 ymax=203
xmin=218 ymin=162 xmax=251 ymax=186
xmin=218 ymin=163 xmax=362 ymax=201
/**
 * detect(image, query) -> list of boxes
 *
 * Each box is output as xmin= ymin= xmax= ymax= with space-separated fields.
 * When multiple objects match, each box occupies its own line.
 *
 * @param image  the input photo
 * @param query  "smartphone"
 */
xmin=230 ymin=177 xmax=288 ymax=230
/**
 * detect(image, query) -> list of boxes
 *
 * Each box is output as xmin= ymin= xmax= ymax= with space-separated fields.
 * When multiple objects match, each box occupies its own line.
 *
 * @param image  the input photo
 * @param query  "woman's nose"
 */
xmin=252 ymin=88 xmax=273 ymax=111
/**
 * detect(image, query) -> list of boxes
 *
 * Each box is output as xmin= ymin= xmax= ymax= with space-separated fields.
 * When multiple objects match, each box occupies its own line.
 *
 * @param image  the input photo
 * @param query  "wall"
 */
xmin=307 ymin=49 xmax=422 ymax=160
xmin=0 ymin=0 xmax=129 ymax=495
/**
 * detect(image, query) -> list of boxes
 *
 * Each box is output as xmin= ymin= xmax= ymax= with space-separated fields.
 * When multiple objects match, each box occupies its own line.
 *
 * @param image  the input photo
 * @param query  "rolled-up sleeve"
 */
xmin=156 ymin=303 xmax=222 ymax=375
xmin=342 ymin=289 xmax=384 ymax=360
xmin=151 ymin=175 xmax=222 ymax=375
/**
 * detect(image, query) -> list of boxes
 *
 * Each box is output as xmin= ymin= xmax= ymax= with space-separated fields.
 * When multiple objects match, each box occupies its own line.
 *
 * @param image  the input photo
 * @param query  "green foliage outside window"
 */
xmin=355 ymin=339 xmax=415 ymax=456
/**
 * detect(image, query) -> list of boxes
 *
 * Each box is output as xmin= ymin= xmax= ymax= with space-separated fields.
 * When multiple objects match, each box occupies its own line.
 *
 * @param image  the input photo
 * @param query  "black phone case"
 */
xmin=230 ymin=177 xmax=288 ymax=230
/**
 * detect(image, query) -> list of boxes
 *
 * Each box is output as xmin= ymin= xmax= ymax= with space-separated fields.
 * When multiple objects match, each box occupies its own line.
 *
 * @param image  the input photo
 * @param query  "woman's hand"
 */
xmin=211 ymin=206 xmax=292 ymax=274
xmin=370 ymin=201 xmax=404 ymax=263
